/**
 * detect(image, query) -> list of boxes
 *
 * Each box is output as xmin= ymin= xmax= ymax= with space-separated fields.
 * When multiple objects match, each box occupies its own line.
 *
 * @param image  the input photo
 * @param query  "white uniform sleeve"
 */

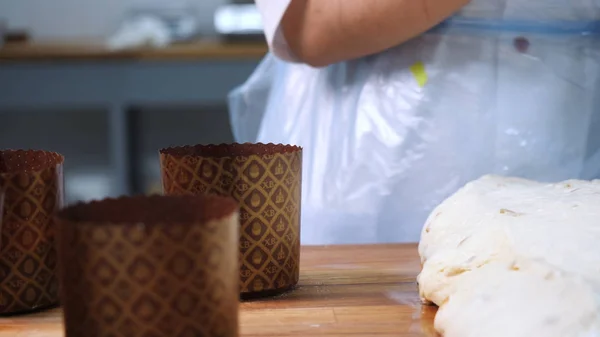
xmin=255 ymin=0 xmax=299 ymax=62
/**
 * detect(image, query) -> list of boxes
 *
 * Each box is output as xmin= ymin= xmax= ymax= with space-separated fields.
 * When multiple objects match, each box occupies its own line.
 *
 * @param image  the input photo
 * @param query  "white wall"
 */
xmin=0 ymin=0 xmax=226 ymax=40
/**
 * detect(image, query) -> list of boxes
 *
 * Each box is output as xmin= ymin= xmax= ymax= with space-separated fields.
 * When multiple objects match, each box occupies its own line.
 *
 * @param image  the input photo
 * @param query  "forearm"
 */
xmin=281 ymin=0 xmax=469 ymax=67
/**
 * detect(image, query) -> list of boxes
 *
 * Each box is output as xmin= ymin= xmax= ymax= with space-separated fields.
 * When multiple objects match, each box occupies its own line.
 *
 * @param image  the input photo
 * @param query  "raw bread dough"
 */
xmin=418 ymin=175 xmax=600 ymax=337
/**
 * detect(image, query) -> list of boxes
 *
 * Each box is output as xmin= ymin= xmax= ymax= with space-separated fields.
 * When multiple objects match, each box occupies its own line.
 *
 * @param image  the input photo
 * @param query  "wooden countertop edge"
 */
xmin=0 ymin=41 xmax=269 ymax=62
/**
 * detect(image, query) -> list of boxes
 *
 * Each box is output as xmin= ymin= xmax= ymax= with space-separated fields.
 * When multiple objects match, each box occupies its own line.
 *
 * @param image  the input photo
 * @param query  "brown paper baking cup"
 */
xmin=55 ymin=195 xmax=240 ymax=337
xmin=0 ymin=149 xmax=64 ymax=315
xmin=0 ymin=189 xmax=4 ymax=246
xmin=0 ymin=188 xmax=4 ymax=232
xmin=159 ymin=143 xmax=302 ymax=297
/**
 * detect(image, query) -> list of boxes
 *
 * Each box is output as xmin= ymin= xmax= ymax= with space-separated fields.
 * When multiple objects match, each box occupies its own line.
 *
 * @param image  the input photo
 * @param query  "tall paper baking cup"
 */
xmin=160 ymin=143 xmax=302 ymax=297
xmin=0 ymin=188 xmax=4 ymax=246
xmin=55 ymin=195 xmax=240 ymax=337
xmin=0 ymin=149 xmax=64 ymax=315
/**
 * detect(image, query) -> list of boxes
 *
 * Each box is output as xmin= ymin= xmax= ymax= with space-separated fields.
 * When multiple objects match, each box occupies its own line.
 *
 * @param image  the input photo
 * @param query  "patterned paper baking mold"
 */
xmin=160 ymin=143 xmax=302 ymax=297
xmin=55 ymin=194 xmax=240 ymax=337
xmin=0 ymin=149 xmax=64 ymax=315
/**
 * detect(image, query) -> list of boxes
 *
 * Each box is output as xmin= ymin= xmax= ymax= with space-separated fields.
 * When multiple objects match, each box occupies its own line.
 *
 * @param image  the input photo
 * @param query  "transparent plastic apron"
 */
xmin=229 ymin=4 xmax=600 ymax=245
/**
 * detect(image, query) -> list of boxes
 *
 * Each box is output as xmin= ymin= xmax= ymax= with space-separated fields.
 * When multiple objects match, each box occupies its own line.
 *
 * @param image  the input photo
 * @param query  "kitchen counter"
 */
xmin=0 ymin=244 xmax=438 ymax=336
xmin=0 ymin=39 xmax=264 ymax=198
xmin=0 ymin=40 xmax=268 ymax=62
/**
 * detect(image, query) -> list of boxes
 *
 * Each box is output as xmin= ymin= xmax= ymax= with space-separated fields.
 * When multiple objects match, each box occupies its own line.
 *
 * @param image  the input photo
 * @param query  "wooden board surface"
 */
xmin=0 ymin=244 xmax=439 ymax=337
xmin=0 ymin=40 xmax=268 ymax=62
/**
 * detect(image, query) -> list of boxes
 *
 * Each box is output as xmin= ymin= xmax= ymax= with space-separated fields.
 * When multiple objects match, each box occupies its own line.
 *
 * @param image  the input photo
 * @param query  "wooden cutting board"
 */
xmin=0 ymin=244 xmax=438 ymax=337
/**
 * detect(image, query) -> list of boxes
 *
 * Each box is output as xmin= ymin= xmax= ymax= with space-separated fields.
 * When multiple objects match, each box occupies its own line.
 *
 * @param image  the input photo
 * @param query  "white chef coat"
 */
xmin=254 ymin=0 xmax=297 ymax=62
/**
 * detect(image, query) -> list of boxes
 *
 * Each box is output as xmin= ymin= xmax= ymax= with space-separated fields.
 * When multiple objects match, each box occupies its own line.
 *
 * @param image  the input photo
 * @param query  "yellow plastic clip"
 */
xmin=410 ymin=61 xmax=428 ymax=88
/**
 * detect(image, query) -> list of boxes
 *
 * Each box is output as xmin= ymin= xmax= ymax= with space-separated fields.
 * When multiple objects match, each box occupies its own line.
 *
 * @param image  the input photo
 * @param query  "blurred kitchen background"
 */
xmin=0 ymin=0 xmax=267 ymax=203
